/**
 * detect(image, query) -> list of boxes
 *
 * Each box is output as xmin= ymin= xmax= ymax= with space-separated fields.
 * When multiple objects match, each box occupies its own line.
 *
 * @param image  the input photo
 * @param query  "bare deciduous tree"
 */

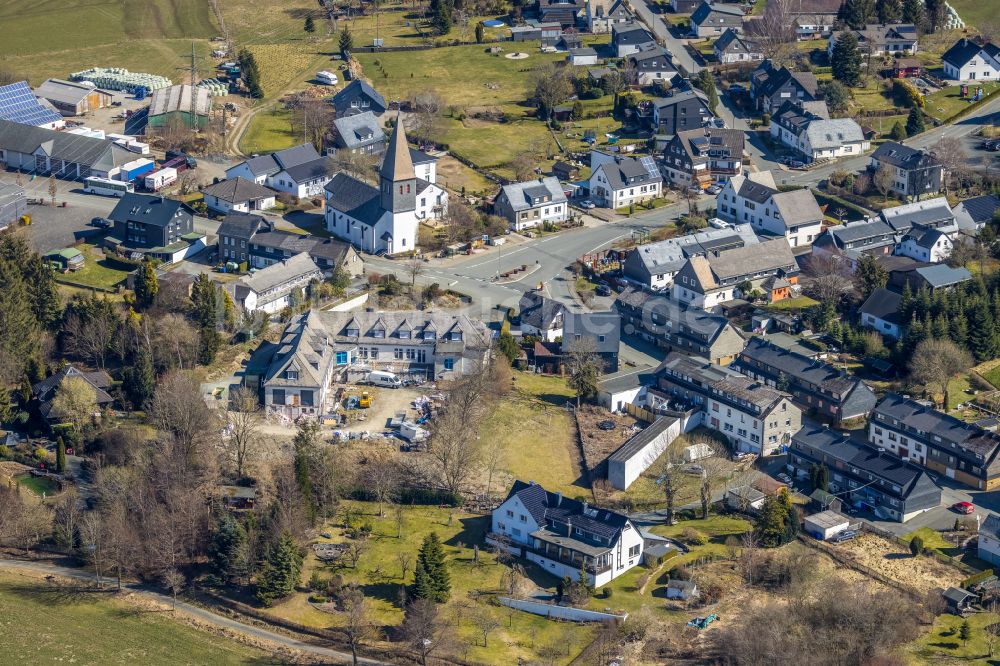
xmin=646 ymin=441 xmax=683 ymax=525
xmin=402 ymin=598 xmax=451 ymax=666
xmin=930 ymin=137 xmax=967 ymax=196
xmin=531 ymin=63 xmax=572 ymax=120
xmin=473 ymin=609 xmax=502 ymax=647
xmin=405 ymin=257 xmax=425 ymax=285
xmin=341 ymin=587 xmax=379 ymax=666
xmin=224 ymin=387 xmax=261 ymax=478
xmin=362 ymin=447 xmax=399 ymax=517
xmin=744 ymin=0 xmax=796 ymax=63
xmin=909 ymin=338 xmax=973 ymax=408
xmin=63 ymin=311 xmax=117 ymax=369
xmin=802 ymin=253 xmax=854 ymax=303
xmin=873 ymin=163 xmax=895 ymax=202
xmin=163 ymin=568 xmax=185 ymax=609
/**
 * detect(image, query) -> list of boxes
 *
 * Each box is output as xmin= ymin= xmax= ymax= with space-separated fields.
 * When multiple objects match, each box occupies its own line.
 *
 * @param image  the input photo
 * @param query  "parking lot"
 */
xmin=22 ymin=199 xmax=106 ymax=253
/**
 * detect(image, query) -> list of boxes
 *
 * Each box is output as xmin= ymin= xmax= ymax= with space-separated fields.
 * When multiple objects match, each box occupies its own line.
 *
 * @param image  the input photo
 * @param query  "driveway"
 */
xmin=0 ymin=559 xmax=386 ymax=665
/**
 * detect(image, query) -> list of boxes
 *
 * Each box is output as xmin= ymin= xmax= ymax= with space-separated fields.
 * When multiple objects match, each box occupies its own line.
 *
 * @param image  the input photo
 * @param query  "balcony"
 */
xmin=486 ymin=532 xmax=612 ymax=574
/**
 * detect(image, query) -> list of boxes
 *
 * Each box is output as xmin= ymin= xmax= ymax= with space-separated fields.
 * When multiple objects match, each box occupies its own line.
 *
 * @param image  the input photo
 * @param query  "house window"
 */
xmin=507 ymin=510 xmax=514 ymax=518
xmin=444 ymin=358 xmax=455 ymax=371
xmin=394 ymin=348 xmax=404 ymax=359
xmin=301 ymin=390 xmax=314 ymax=407
xmin=272 ymin=389 xmax=286 ymax=404
xmin=335 ymin=351 xmax=348 ymax=365
xmin=286 ymin=370 xmax=298 ymax=380
xmin=628 ymin=545 xmax=640 ymax=557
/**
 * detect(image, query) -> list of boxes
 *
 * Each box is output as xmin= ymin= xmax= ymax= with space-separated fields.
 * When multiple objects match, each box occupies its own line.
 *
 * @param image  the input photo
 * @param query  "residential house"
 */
xmin=332 ymin=112 xmax=386 ymax=155
xmin=332 ymin=80 xmax=387 ymax=117
xmin=0 ymin=118 xmax=133 ymax=180
xmin=201 ymin=177 xmax=277 ymax=214
xmin=552 ymin=160 xmax=580 ymax=181
xmin=979 ymin=514 xmax=1000 ymax=567
xmin=622 ymin=223 xmax=759 ymax=289
xmin=32 ymin=365 xmax=113 ymax=425
xmin=217 ymin=214 xmax=363 ymax=275
xmin=870 ymin=392 xmax=1000 ymax=490
xmin=325 ymin=118 xmax=447 ymax=254
xmin=895 ymin=226 xmax=952 ymax=263
xmin=488 ymin=480 xmax=645 ymax=587
xmin=689 ymin=1 xmax=745 ymax=38
xmin=942 ymin=38 xmax=1000 ymax=81
xmin=889 ymin=263 xmax=971 ymax=294
xmin=655 ymin=352 xmax=802 ymax=455
xmin=770 ymin=100 xmax=869 ymax=162
xmin=652 ymin=89 xmax=715 ymax=137
xmin=714 ymin=28 xmax=763 ymax=64
xmin=258 ymin=310 xmax=492 ymax=418
xmin=788 ymin=0 xmax=844 ymax=39
xmin=586 ymin=0 xmax=632 ymax=33
xmin=868 ymin=141 xmax=943 ymax=201
xmin=612 ymin=23 xmax=656 ymax=57
xmin=811 ymin=218 xmax=898 ymax=266
xmin=233 ymin=253 xmax=324 ymax=314
xmin=716 ymin=171 xmax=825 ymax=247
xmin=892 ymin=58 xmax=923 ymax=78
xmin=558 ymin=33 xmax=584 ymax=51
xmin=859 ymin=287 xmax=905 ymax=338
xmin=562 ymin=311 xmax=621 ymax=372
xmin=510 ymin=21 xmax=564 ymax=45
xmin=789 ymin=425 xmax=941 ymax=522
xmin=879 ymin=197 xmax=957 ymax=236
xmin=0 ymin=180 xmax=26 ymax=230
xmin=33 ymin=78 xmax=114 ymax=116
xmin=732 ymin=336 xmax=878 ymax=423
xmin=663 ymin=127 xmax=744 ymax=189
xmin=828 ymin=23 xmax=918 ymax=58
xmin=538 ymin=0 xmax=585 ymax=28
xmin=225 ymin=143 xmax=338 ymax=199
xmin=615 ymin=287 xmax=746 ymax=364
xmin=588 ymin=151 xmax=662 ymax=209
xmin=0 ymin=81 xmax=64 ymax=129
xmin=953 ymin=194 xmax=1000 ymax=231
xmin=750 ymin=61 xmax=819 ymax=114
xmin=629 ymin=45 xmax=678 ymax=86
xmin=107 ymin=193 xmax=200 ymax=261
xmin=671 ymin=238 xmax=799 ymax=309
xmin=495 ymin=177 xmax=569 ymax=231
xmin=518 ymin=290 xmax=566 ymax=342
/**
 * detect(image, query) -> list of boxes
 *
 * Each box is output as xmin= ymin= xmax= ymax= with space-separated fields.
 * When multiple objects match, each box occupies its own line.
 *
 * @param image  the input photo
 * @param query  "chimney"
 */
xmin=582 ymin=500 xmax=588 ymax=513
xmin=555 ymin=490 xmax=562 ymax=506
xmin=565 ymin=517 xmax=572 ymax=537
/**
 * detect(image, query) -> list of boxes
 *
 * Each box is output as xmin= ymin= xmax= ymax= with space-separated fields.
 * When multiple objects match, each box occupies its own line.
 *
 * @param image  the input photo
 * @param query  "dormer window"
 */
xmin=346 ymin=327 xmax=359 ymax=337
xmin=372 ymin=329 xmax=385 ymax=338
xmin=450 ymin=331 xmax=462 ymax=341
xmin=399 ymin=330 xmax=410 ymax=339
xmin=286 ymin=369 xmax=298 ymax=380
xmin=423 ymin=331 xmax=435 ymax=340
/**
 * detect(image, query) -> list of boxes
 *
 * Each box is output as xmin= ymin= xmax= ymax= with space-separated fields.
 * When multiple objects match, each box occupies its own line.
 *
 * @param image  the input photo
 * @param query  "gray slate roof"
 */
xmin=860 ymin=287 xmax=903 ymax=325
xmin=324 ymin=172 xmax=382 ymax=225
xmin=109 ymin=193 xmax=189 ymax=228
xmin=804 ymin=118 xmax=866 ymax=150
xmin=879 ymin=197 xmax=955 ymax=232
xmin=519 ymin=291 xmax=565 ymax=330
xmin=237 ymin=252 xmax=322 ymax=295
xmin=500 ymin=176 xmax=567 ymax=212
xmin=505 ymin=480 xmax=630 ymax=541
xmin=707 ymin=237 xmax=796 ymax=281
xmin=333 ymin=111 xmax=385 ymax=149
xmin=770 ymin=188 xmax=824 ymax=228
xmin=202 ymin=177 xmax=276 ymax=204
xmin=628 ymin=223 xmax=758 ymax=276
xmin=874 ymin=392 xmax=1000 ymax=460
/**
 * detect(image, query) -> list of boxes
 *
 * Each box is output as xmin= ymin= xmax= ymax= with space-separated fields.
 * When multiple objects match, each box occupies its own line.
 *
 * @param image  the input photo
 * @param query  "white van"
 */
xmin=316 ymin=71 xmax=339 ymax=86
xmin=367 ymin=370 xmax=401 ymax=388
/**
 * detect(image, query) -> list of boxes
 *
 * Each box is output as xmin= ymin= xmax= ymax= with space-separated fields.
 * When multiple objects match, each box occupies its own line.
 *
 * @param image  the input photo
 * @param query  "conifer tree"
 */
xmin=56 ymin=436 xmax=66 ymax=473
xmin=256 ymin=533 xmax=302 ymax=606
xmin=905 ymin=106 xmax=925 ymax=136
xmin=414 ymin=533 xmax=450 ymax=602
xmin=831 ymin=32 xmax=863 ymax=87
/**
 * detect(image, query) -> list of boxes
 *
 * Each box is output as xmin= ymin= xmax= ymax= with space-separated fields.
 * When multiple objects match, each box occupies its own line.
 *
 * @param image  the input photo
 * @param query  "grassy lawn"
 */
xmin=925 ymin=83 xmax=1000 ymax=122
xmin=908 ymin=613 xmax=1000 ymax=663
xmin=15 ymin=474 xmax=59 ymax=497
xmin=978 ymin=360 xmax=1000 ymax=389
xmin=441 ymin=115 xmax=554 ymax=170
xmin=650 ymin=515 xmax=752 ymax=565
xmin=764 ymin=295 xmax=820 ymax=311
xmin=0 ymin=571 xmax=268 ymax=664
xmin=947 ymin=0 xmax=993 ymax=30
xmin=240 ymin=107 xmax=297 ymax=154
xmin=279 ymin=501 xmax=595 ymax=665
xmin=483 ymin=372 xmax=587 ymax=499
xmin=947 ymin=373 xmax=974 ymax=412
xmin=53 ymin=244 xmax=131 ymax=291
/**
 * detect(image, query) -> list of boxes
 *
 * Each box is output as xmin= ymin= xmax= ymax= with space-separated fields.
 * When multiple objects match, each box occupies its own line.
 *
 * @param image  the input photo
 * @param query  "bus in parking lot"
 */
xmin=83 ymin=176 xmax=134 ymax=197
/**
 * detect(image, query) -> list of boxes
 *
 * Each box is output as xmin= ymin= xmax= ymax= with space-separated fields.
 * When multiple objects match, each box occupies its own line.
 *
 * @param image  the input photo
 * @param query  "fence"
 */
xmin=861 ymin=522 xmax=976 ymax=575
xmin=797 ymin=534 xmax=924 ymax=599
xmin=499 ymin=597 xmax=628 ymax=622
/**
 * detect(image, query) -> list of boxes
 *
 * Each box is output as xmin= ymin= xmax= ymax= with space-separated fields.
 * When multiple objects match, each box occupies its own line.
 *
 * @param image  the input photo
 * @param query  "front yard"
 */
xmin=53 ymin=243 xmax=131 ymax=291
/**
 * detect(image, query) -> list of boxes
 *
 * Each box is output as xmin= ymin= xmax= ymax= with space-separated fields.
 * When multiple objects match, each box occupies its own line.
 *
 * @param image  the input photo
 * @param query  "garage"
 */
xmin=804 ymin=510 xmax=851 ymax=541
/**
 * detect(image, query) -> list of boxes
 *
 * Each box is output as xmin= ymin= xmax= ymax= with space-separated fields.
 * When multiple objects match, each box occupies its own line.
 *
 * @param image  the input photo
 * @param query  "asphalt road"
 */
xmin=627 ymin=0 xmax=700 ymax=75
xmin=0 ymin=559 xmax=386 ymax=665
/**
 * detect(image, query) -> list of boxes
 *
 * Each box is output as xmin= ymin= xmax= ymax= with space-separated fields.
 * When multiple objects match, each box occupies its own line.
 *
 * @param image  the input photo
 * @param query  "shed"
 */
xmin=803 ymin=510 xmax=850 ymax=540
xmin=725 ymin=485 xmax=766 ymax=513
xmin=665 ymin=579 xmax=699 ymax=600
xmin=808 ymin=488 xmax=842 ymax=514
xmin=642 ymin=542 xmax=678 ymax=567
xmin=45 ymin=247 xmax=85 ymax=271
xmin=682 ymin=442 xmax=714 ymax=463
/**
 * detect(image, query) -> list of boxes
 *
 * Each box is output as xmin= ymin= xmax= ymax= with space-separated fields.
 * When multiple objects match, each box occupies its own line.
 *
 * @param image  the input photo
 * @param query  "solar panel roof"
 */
xmin=0 ymin=81 xmax=63 ymax=127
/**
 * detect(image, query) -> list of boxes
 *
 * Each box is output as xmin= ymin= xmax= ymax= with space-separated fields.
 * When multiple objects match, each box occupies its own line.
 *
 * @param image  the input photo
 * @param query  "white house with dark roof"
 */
xmin=233 ymin=252 xmax=323 ymax=314
xmin=942 ymin=38 xmax=1000 ymax=81
xmin=201 ymin=177 xmax=277 ymax=214
xmin=225 ymin=143 xmax=337 ymax=199
xmin=628 ymin=45 xmax=678 ymax=86
xmin=489 ymin=480 xmax=644 ymax=586
xmin=878 ymin=197 xmax=957 ymax=236
xmin=953 ymin=195 xmax=1000 ymax=231
xmin=662 ymin=127 xmax=745 ymax=189
xmin=495 ymin=177 xmax=568 ymax=231
xmin=588 ymin=151 xmax=662 ymax=209
xmin=714 ymin=28 xmax=762 ymax=64
xmin=324 ymin=117 xmax=447 ymax=254
xmin=828 ymin=23 xmax=918 ymax=58
xmin=716 ymin=171 xmax=824 ymax=247
xmin=859 ymin=287 xmax=904 ymax=338
xmin=868 ymin=141 xmax=943 ymax=201
xmin=895 ymin=226 xmax=952 ymax=263
xmin=332 ymin=80 xmax=388 ymax=117
xmin=518 ymin=290 xmax=565 ymax=341
xmin=612 ymin=23 xmax=656 ymax=57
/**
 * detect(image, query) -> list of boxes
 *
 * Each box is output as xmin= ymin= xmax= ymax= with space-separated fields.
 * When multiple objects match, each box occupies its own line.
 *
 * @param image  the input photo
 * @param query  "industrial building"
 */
xmin=0 ymin=81 xmax=64 ymax=129
xmin=147 ymin=84 xmax=212 ymax=131
xmin=33 ymin=79 xmax=115 ymax=116
xmin=0 ymin=119 xmax=134 ymax=180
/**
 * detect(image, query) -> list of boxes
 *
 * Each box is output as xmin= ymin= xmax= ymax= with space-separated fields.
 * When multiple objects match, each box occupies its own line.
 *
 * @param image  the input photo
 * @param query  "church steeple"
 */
xmin=379 ymin=114 xmax=416 ymax=213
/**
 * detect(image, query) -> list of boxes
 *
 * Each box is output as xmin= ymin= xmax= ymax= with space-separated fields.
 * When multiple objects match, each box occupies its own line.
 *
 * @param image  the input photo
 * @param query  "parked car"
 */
xmin=789 ymin=160 xmax=805 ymax=169
xmin=580 ymin=199 xmax=596 ymax=209
xmin=776 ymin=472 xmax=792 ymax=484
xmin=596 ymin=284 xmax=612 ymax=297
xmin=832 ymin=530 xmax=858 ymax=543
xmin=706 ymin=184 xmax=722 ymax=195
xmin=953 ymin=501 xmax=975 ymax=514
xmin=91 ymin=216 xmax=111 ymax=228
xmin=712 ymin=118 xmax=726 ymax=128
